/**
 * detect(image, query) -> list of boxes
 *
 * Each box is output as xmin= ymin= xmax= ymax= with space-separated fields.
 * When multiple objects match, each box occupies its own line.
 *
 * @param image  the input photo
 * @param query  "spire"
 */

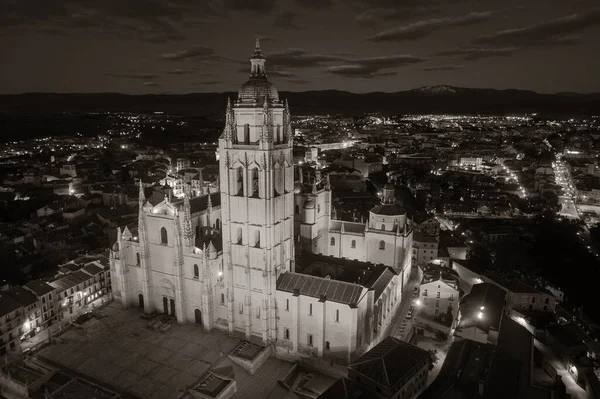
xmin=261 ymin=97 xmax=272 ymax=142
xmin=221 ymin=97 xmax=235 ymax=141
xmin=138 ymin=179 xmax=145 ymax=209
xmin=254 ymin=37 xmax=262 ymax=57
xmin=285 ymin=99 xmax=293 ymax=142
xmin=250 ymin=38 xmax=266 ymax=78
xmin=183 ymin=194 xmax=193 ymax=243
xmin=207 ymin=186 xmax=212 ymax=214
xmin=332 ymin=206 xmax=337 ymax=219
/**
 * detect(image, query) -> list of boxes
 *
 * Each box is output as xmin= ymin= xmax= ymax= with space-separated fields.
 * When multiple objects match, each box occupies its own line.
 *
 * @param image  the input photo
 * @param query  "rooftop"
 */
xmin=350 ymin=336 xmax=428 ymax=389
xmin=276 ymin=272 xmax=365 ymax=306
xmin=457 ymin=282 xmax=506 ymax=333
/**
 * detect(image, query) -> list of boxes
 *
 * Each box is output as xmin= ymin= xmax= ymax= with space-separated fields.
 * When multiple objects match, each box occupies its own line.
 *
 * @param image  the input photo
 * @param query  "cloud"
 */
xmin=274 ymin=10 xmax=301 ymax=30
xmin=267 ymin=49 xmax=346 ymax=69
xmin=473 ymin=8 xmax=600 ymax=47
xmin=161 ymin=47 xmax=215 ymax=61
xmin=326 ymin=55 xmax=426 ymax=78
xmin=435 ymin=47 xmax=517 ymax=60
xmin=294 ymin=0 xmax=334 ymax=9
xmin=164 ymin=69 xmax=194 ymax=75
xmin=367 ymin=12 xmax=493 ymax=42
xmin=225 ymin=0 xmax=277 ymax=14
xmin=268 ymin=70 xmax=296 ymax=78
xmin=422 ymin=65 xmax=464 ymax=71
xmin=286 ymin=79 xmax=310 ymax=84
xmin=356 ymin=5 xmax=437 ymax=26
xmin=193 ymin=80 xmax=223 ymax=85
xmin=104 ymin=73 xmax=160 ymax=80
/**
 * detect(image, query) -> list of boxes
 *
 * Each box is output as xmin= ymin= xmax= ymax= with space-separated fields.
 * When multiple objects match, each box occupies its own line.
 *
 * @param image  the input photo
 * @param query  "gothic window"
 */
xmin=136 ymin=253 xmax=140 ymax=265
xmin=236 ymin=227 xmax=243 ymax=245
xmin=193 ymin=264 xmax=199 ymax=279
xmin=286 ymin=299 xmax=289 ymax=311
xmin=250 ymin=168 xmax=259 ymax=197
xmin=236 ymin=167 xmax=244 ymax=196
xmin=216 ymin=218 xmax=221 ymax=230
xmin=254 ymin=230 xmax=261 ymax=248
xmin=244 ymin=124 xmax=250 ymax=143
xmin=160 ymin=227 xmax=168 ymax=244
xmin=330 ymin=237 xmax=335 ymax=246
xmin=351 ymin=240 xmax=356 ymax=249
xmin=335 ymin=309 xmax=340 ymax=322
xmin=381 ymin=224 xmax=385 ymax=230
xmin=307 ymin=334 xmax=313 ymax=346
xmin=284 ymin=327 xmax=290 ymax=340
xmin=195 ymin=225 xmax=200 ymax=239
xmin=379 ymin=240 xmax=385 ymax=250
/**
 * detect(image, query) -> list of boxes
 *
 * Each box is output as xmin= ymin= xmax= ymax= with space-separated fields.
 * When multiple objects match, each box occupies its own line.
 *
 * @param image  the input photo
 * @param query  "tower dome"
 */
xmin=238 ymin=38 xmax=279 ymax=104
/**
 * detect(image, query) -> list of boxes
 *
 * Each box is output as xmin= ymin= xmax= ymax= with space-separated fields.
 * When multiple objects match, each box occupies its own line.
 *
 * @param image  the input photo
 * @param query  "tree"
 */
xmin=428 ymin=349 xmax=439 ymax=371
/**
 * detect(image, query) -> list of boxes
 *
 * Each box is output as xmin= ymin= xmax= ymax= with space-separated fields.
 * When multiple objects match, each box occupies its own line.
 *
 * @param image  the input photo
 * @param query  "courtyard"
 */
xmin=36 ymin=302 xmax=295 ymax=399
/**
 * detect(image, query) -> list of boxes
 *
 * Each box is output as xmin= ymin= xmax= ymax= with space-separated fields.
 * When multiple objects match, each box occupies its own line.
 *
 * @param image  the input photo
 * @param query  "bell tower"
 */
xmin=219 ymin=39 xmax=295 ymax=344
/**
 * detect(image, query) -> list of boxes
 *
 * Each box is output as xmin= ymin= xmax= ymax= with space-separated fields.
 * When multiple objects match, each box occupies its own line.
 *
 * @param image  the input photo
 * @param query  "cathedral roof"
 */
xmin=238 ymin=79 xmax=279 ymax=104
xmin=276 ymin=272 xmax=365 ymax=306
xmin=175 ymin=192 xmax=220 ymax=214
xmin=196 ymin=231 xmax=222 ymax=253
xmin=370 ymin=203 xmax=405 ymax=216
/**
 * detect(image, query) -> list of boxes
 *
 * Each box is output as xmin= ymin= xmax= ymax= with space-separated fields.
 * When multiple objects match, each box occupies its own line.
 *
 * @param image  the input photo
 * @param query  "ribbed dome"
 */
xmin=238 ymin=79 xmax=279 ymax=104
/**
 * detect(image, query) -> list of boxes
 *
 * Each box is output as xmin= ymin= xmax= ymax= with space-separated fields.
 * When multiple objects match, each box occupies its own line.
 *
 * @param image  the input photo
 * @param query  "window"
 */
xmin=381 ymin=224 xmax=385 ymax=230
xmin=309 ymin=303 xmax=313 ymax=316
xmin=136 ymin=253 xmax=140 ymax=265
xmin=307 ymin=334 xmax=313 ymax=346
xmin=160 ymin=227 xmax=168 ymax=244
xmin=244 ymin=123 xmax=250 ymax=143
xmin=531 ymin=297 xmax=536 ymax=303
xmin=330 ymin=237 xmax=335 ymax=246
xmin=236 ymin=227 xmax=243 ymax=245
xmin=295 ymin=204 xmax=299 ymax=215
xmin=435 ymin=300 xmax=439 ymax=307
xmin=335 ymin=309 xmax=339 ymax=322
xmin=254 ymin=230 xmax=261 ymax=248
xmin=351 ymin=240 xmax=356 ymax=249
xmin=284 ymin=328 xmax=290 ymax=340
xmin=193 ymin=264 xmax=199 ymax=279
xmin=221 ymin=293 xmax=225 ymax=304
xmin=286 ymin=299 xmax=289 ymax=311
xmin=325 ymin=341 xmax=330 ymax=350
xmin=379 ymin=240 xmax=385 ymax=250
xmin=317 ymin=204 xmax=321 ymax=213
xmin=437 ymin=291 xmax=440 ymax=298
xmin=423 ymin=289 xmax=428 ymax=296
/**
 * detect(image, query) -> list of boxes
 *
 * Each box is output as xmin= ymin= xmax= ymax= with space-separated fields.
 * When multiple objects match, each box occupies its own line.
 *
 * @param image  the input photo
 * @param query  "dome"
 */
xmin=370 ymin=203 xmax=405 ymax=216
xmin=294 ymin=182 xmax=304 ymax=194
xmin=303 ymin=198 xmax=316 ymax=209
xmin=238 ymin=79 xmax=279 ymax=104
xmin=111 ymin=241 xmax=119 ymax=251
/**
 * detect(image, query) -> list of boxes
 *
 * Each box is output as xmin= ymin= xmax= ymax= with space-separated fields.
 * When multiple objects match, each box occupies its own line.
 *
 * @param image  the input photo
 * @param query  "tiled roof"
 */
xmin=5 ymin=286 xmax=38 ymax=307
xmin=350 ymin=337 xmax=428 ymax=389
xmin=457 ymin=283 xmax=506 ymax=333
xmin=174 ymin=192 xmax=221 ymax=214
xmin=0 ymin=292 xmax=23 ymax=317
xmin=24 ymin=280 xmax=55 ymax=297
xmin=82 ymin=263 xmax=104 ymax=276
xmin=276 ymin=272 xmax=364 ymax=306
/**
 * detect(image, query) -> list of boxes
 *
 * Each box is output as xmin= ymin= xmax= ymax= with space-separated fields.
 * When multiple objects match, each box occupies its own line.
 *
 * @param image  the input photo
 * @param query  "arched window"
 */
xmin=286 ymin=299 xmax=290 ymax=311
xmin=351 ymin=240 xmax=356 ymax=249
xmin=379 ymin=240 xmax=385 ymax=250
xmin=195 ymin=225 xmax=200 ymax=238
xmin=237 ymin=167 xmax=244 ymax=196
xmin=381 ymin=224 xmax=385 ymax=230
xmin=330 ymin=237 xmax=335 ymax=246
xmin=335 ymin=309 xmax=340 ymax=322
xmin=136 ymin=253 xmax=140 ymax=265
xmin=160 ymin=227 xmax=168 ymax=244
xmin=254 ymin=230 xmax=261 ymax=248
xmin=251 ymin=168 xmax=259 ymax=197
xmin=309 ymin=303 xmax=313 ymax=316
xmin=216 ymin=218 xmax=221 ymax=230
xmin=236 ymin=227 xmax=242 ymax=245
xmin=326 ymin=341 xmax=330 ymax=350
xmin=193 ymin=264 xmax=199 ymax=279
xmin=244 ymin=124 xmax=250 ymax=143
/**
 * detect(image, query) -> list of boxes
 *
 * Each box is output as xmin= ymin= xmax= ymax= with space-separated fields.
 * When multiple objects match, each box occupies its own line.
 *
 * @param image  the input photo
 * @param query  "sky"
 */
xmin=1 ymin=0 xmax=599 ymax=94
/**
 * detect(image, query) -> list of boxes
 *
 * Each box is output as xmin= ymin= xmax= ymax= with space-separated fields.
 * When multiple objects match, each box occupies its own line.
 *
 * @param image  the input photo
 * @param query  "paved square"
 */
xmin=37 ymin=303 xmax=295 ymax=399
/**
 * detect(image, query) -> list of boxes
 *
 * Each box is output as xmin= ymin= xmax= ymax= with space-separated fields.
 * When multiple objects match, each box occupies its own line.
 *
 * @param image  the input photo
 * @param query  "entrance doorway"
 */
xmin=195 ymin=309 xmax=202 ymax=324
xmin=163 ymin=297 xmax=168 ymax=314
xmin=138 ymin=294 xmax=144 ymax=309
xmin=170 ymin=298 xmax=176 ymax=318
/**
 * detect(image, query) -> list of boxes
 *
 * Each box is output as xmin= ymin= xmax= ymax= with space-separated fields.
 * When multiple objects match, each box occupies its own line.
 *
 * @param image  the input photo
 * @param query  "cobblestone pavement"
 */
xmin=37 ymin=303 xmax=296 ymax=398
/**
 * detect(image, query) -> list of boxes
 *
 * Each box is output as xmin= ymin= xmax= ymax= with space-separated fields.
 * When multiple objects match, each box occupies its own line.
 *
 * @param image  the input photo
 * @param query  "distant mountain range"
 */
xmin=1 ymin=85 xmax=599 ymax=116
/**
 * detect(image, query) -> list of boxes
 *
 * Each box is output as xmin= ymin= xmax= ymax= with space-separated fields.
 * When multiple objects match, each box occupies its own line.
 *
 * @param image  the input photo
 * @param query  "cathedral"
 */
xmin=110 ymin=39 xmax=414 ymax=364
